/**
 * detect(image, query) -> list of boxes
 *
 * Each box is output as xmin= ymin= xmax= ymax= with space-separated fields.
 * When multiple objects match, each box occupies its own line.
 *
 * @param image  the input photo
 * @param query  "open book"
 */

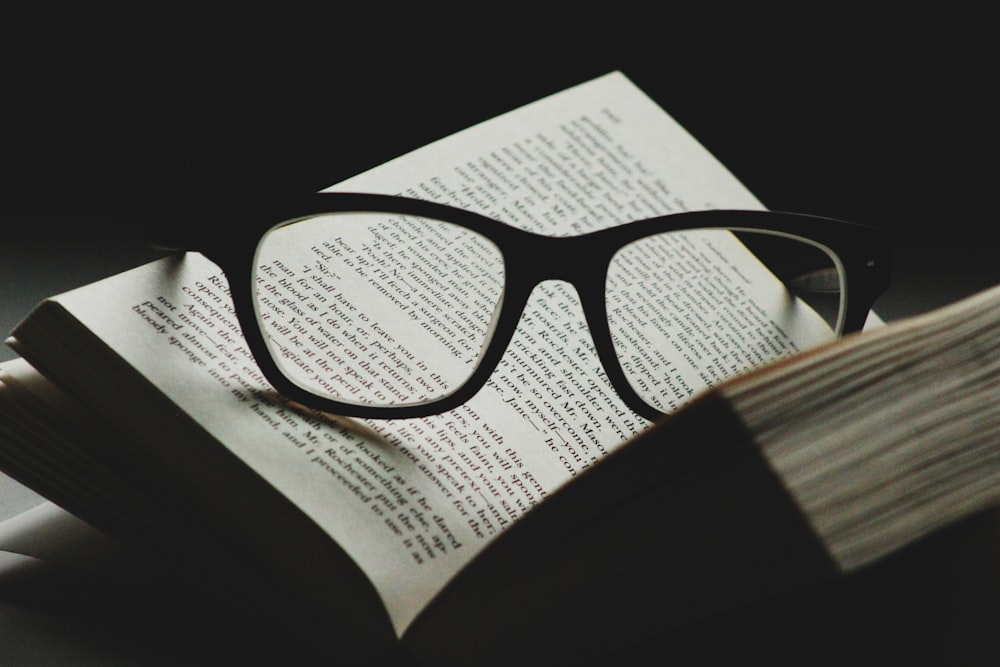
xmin=2 ymin=71 xmax=992 ymax=665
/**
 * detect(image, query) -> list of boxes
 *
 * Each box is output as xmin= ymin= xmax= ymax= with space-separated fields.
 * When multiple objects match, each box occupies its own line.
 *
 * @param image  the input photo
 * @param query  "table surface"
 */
xmin=1 ymin=41 xmax=997 ymax=665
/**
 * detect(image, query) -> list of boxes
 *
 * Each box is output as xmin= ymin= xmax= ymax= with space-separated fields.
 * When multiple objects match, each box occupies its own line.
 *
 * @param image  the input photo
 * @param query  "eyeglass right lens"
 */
xmin=252 ymin=211 xmax=505 ymax=408
xmin=606 ymin=228 xmax=845 ymax=413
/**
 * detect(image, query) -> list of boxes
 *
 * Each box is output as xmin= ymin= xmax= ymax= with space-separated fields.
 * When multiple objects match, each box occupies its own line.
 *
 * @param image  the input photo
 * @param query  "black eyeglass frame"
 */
xmin=151 ymin=192 xmax=891 ymax=422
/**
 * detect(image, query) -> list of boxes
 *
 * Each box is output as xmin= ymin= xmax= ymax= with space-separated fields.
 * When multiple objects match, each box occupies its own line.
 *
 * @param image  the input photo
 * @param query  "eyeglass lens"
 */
xmin=254 ymin=212 xmax=506 ymax=408
xmin=607 ymin=229 xmax=842 ymax=412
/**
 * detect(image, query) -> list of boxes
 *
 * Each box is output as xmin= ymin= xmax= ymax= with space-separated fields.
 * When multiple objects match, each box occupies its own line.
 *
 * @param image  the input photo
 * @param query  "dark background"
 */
xmin=2 ymin=21 xmax=996 ymax=334
xmin=1 ymin=16 xmax=997 ymax=665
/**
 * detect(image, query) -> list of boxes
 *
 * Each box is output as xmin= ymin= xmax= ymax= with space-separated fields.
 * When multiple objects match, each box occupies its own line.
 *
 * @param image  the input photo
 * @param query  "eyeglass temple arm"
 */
xmin=145 ymin=207 xmax=207 ymax=253
xmin=146 ymin=207 xmax=244 ymax=257
xmin=735 ymin=232 xmax=890 ymax=334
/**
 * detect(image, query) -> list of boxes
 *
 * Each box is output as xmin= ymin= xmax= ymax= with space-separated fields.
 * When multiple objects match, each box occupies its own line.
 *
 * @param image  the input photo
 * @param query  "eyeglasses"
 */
xmin=151 ymin=192 xmax=890 ymax=421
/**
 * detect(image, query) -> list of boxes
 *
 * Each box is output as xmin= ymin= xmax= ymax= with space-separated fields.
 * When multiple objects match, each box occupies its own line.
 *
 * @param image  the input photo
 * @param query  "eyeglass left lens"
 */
xmin=252 ymin=211 xmax=505 ymax=408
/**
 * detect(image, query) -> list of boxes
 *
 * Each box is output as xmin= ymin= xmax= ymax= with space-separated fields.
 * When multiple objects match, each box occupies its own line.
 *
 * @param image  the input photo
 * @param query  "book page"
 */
xmin=35 ymin=72 xmax=831 ymax=634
